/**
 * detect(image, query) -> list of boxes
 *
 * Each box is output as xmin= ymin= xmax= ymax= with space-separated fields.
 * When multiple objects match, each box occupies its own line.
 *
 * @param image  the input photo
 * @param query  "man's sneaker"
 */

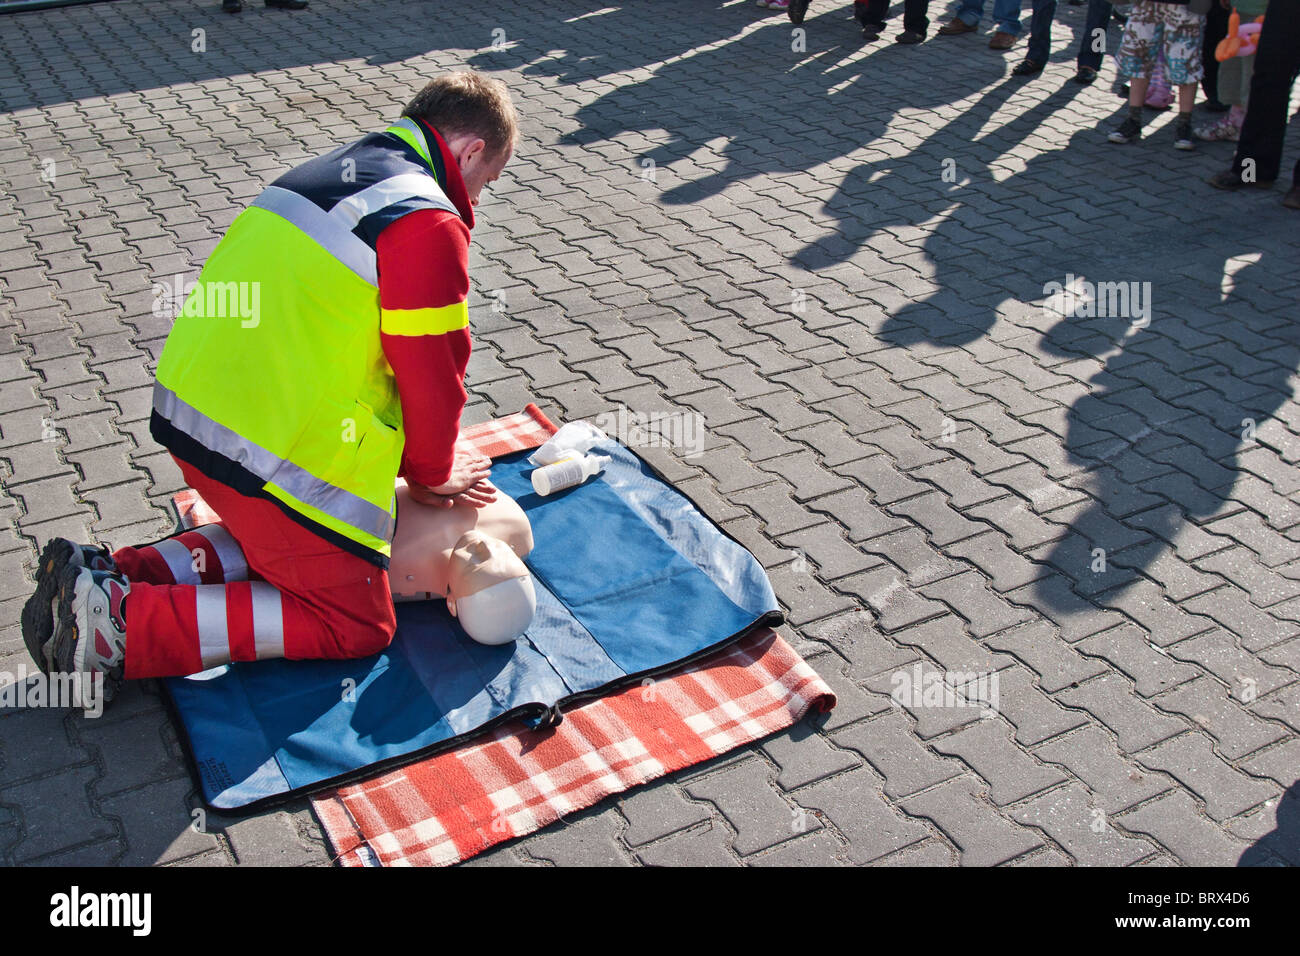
xmin=1108 ymin=117 xmax=1142 ymax=144
xmin=988 ymin=30 xmax=1017 ymax=50
xmin=21 ymin=539 xmax=115 ymax=674
xmin=1073 ymin=66 xmax=1098 ymax=85
xmin=896 ymin=29 xmax=926 ymax=44
xmin=1174 ymin=121 xmax=1195 ymax=150
xmin=767 ymin=0 xmax=790 ymax=9
xmin=49 ymin=566 xmax=129 ymax=704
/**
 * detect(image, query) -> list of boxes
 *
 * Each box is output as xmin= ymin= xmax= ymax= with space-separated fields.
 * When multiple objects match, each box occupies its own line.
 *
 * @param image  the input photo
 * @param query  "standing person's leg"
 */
xmin=992 ymin=0 xmax=1024 ymax=38
xmin=1021 ymin=0 xmax=1057 ymax=67
xmin=1200 ymin=0 xmax=1229 ymax=107
xmin=1075 ymin=0 xmax=1113 ymax=75
xmin=1109 ymin=0 xmax=1157 ymax=141
xmin=1074 ymin=0 xmax=1113 ymax=80
xmin=855 ymin=0 xmax=889 ymax=34
xmin=1164 ymin=2 xmax=1203 ymax=149
xmin=938 ymin=0 xmax=985 ymax=32
xmin=1228 ymin=0 xmax=1300 ymax=185
xmin=900 ymin=0 xmax=931 ymax=37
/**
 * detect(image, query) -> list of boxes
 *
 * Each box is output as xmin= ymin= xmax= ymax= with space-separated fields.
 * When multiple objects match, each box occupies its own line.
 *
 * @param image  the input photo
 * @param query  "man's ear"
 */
xmin=457 ymin=136 xmax=487 ymax=171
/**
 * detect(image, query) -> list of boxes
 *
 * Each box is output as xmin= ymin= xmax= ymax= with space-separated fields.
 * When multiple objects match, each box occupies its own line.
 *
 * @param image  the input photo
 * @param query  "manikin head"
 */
xmin=446 ymin=530 xmax=536 ymax=645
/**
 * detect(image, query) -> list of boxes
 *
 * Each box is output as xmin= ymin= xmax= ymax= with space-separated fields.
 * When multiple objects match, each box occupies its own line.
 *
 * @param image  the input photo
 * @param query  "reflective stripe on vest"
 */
xmin=250 ymin=174 xmax=458 ymax=287
xmin=154 ymin=381 xmax=396 ymax=544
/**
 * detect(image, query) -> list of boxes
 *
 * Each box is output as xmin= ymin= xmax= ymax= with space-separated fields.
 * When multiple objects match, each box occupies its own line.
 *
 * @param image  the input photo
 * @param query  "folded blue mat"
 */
xmin=166 ymin=439 xmax=782 ymax=810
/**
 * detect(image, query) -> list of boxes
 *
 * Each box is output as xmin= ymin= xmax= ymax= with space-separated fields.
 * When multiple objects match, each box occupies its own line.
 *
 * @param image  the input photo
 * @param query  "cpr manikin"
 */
xmin=388 ymin=480 xmax=536 ymax=645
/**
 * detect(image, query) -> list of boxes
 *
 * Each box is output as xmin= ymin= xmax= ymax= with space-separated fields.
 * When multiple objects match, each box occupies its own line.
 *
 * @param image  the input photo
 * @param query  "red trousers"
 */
xmin=115 ymin=458 xmax=396 ymax=679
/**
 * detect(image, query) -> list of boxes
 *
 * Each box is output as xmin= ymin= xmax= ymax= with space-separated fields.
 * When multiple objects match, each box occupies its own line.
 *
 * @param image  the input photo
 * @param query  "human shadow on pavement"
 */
xmin=1031 ymin=242 xmax=1300 ymax=617
xmin=559 ymin=15 xmax=961 ymax=207
xmin=800 ymin=81 xmax=1088 ymax=346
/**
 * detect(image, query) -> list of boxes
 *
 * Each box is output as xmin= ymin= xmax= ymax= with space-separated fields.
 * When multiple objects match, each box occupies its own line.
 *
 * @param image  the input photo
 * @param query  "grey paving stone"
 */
xmin=635 ymin=822 xmax=740 ymax=867
xmin=984 ymin=620 xmax=1110 ymax=694
xmin=990 ymin=665 xmax=1090 ymax=746
xmin=1076 ymin=625 xmax=1202 ymax=698
xmin=1152 ymin=676 xmax=1289 ymax=761
xmin=1115 ymin=790 xmax=1252 ymax=866
xmin=759 ymin=721 xmax=860 ymax=791
xmin=931 ymin=720 xmax=1067 ymax=806
xmin=1010 ymin=783 xmax=1155 ymax=866
xmin=838 ymin=566 xmax=949 ymax=634
xmin=1183 ymin=586 xmax=1300 ymax=652
xmin=795 ymin=766 xmax=932 ymax=865
xmin=2 ymin=764 xmax=115 ymax=863
xmin=748 ymin=828 xmax=847 ymax=866
xmin=212 ymin=805 xmax=329 ymax=867
xmin=0 ymin=707 xmax=91 ymax=786
xmin=1136 ymin=732 xmax=1280 ymax=822
xmin=1056 ymin=673 xmax=1191 ymax=754
xmin=897 ymin=776 xmax=1044 ymax=867
xmin=617 ymin=781 xmax=713 ymax=848
xmin=869 ymin=838 xmax=957 ymax=866
xmin=684 ymin=757 xmax=815 ymax=857
xmin=99 ymin=777 xmax=220 ymax=866
xmin=521 ymin=808 xmax=634 ymax=867
xmin=863 ymin=660 xmax=987 ymax=741
xmin=830 ymin=711 xmax=964 ymax=800
xmin=1167 ymin=629 xmax=1299 ymax=700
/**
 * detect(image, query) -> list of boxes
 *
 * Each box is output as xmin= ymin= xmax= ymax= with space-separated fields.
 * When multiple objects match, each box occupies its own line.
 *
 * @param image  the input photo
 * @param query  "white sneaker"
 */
xmin=22 ymin=538 xmax=115 ymax=673
xmin=50 ymin=566 xmax=129 ymax=703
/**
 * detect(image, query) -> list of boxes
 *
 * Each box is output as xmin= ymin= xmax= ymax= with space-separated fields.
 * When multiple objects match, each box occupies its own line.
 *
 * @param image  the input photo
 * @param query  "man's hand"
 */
xmin=407 ymin=449 xmax=497 ymax=509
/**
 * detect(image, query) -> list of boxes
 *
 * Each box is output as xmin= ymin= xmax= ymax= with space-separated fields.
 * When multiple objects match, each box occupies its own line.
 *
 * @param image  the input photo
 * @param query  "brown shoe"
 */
xmin=1284 ymin=186 xmax=1300 ymax=210
xmin=989 ymin=30 xmax=1017 ymax=50
xmin=937 ymin=17 xmax=976 ymax=35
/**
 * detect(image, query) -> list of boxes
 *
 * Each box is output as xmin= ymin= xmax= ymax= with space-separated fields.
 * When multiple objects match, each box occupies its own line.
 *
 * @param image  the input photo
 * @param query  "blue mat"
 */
xmin=165 ymin=439 xmax=782 ymax=810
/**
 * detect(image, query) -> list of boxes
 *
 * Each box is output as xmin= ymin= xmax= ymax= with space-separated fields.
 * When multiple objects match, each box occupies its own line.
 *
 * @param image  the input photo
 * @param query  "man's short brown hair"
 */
xmin=402 ymin=71 xmax=518 ymax=156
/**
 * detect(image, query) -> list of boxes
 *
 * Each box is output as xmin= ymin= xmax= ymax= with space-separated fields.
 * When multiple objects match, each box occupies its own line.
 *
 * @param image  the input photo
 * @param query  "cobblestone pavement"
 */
xmin=1 ymin=0 xmax=1298 ymax=867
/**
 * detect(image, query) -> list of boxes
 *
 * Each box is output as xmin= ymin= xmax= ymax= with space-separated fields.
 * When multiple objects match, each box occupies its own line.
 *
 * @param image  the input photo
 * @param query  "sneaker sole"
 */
xmin=20 ymin=539 xmax=79 ymax=674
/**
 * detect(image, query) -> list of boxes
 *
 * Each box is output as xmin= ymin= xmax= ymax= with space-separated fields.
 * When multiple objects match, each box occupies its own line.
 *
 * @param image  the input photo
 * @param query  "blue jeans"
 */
xmin=1026 ymin=0 xmax=1055 ymax=62
xmin=1075 ymin=0 xmax=1113 ymax=70
xmin=955 ymin=0 xmax=1023 ymax=35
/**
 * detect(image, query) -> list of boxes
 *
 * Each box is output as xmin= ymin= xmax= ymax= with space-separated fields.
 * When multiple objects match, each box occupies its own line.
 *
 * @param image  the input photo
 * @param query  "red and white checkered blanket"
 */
xmin=314 ymin=626 xmax=833 ymax=866
xmin=174 ymin=404 xmax=835 ymax=866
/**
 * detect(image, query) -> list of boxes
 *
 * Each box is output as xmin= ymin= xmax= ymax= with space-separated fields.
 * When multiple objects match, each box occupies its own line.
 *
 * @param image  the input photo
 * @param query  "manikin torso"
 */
xmin=389 ymin=479 xmax=534 ymax=603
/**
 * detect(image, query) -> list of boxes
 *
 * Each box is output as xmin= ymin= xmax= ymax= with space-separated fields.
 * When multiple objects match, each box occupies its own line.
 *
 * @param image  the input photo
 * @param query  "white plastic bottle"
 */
xmin=531 ymin=453 xmax=611 ymax=497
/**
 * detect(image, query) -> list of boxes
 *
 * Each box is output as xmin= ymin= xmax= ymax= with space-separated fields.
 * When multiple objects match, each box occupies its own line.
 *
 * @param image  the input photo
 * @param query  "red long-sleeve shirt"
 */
xmin=376 ymin=123 xmax=477 ymax=490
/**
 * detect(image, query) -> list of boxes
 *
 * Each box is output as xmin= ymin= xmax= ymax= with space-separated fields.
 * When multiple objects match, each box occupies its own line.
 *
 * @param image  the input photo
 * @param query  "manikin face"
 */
xmin=446 ymin=530 xmax=530 ymax=617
